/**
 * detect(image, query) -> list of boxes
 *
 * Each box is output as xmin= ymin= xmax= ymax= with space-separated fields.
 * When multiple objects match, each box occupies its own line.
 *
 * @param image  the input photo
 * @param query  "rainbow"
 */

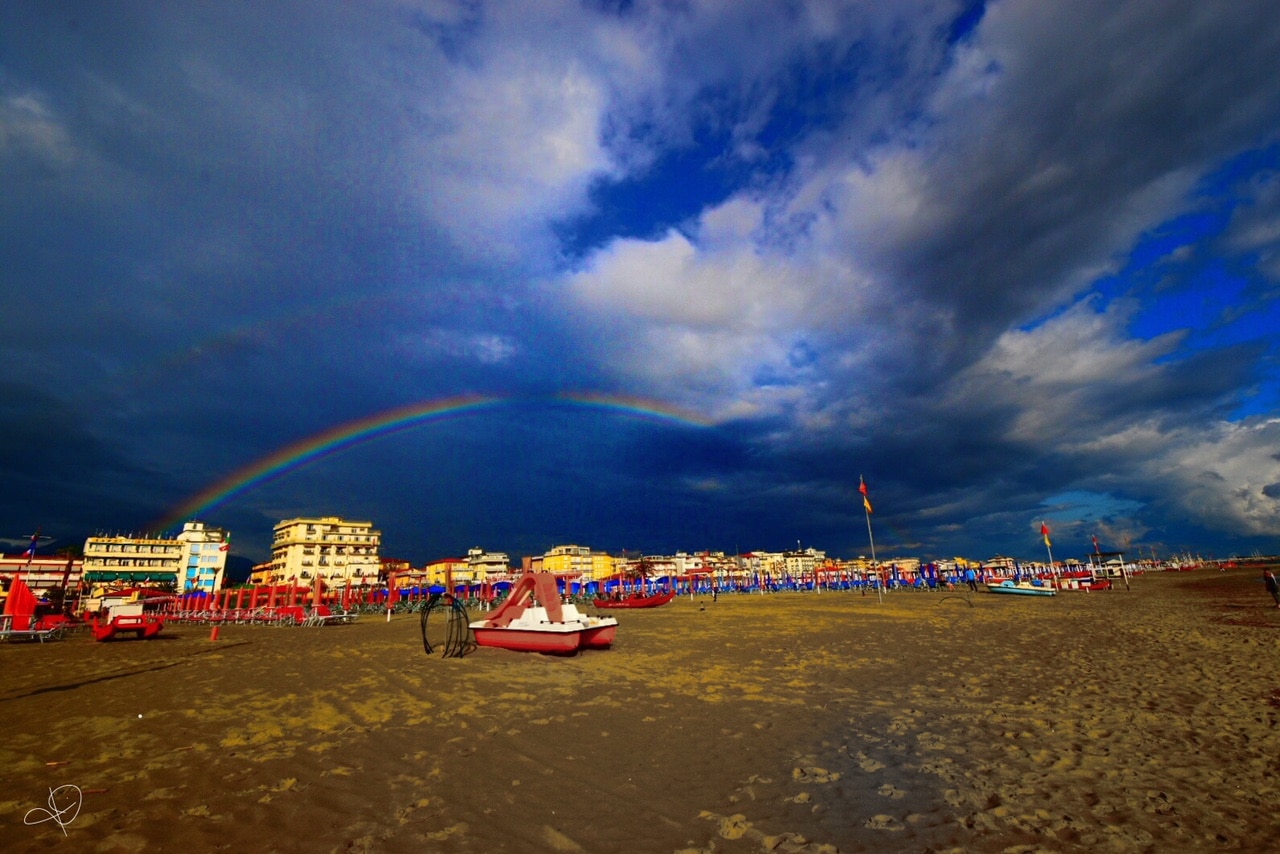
xmin=555 ymin=390 xmax=716 ymax=428
xmin=153 ymin=392 xmax=713 ymax=531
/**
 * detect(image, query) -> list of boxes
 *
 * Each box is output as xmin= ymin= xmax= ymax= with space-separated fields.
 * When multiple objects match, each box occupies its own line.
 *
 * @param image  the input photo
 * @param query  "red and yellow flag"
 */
xmin=860 ymin=476 xmax=872 ymax=513
xmin=1040 ymin=522 xmax=1052 ymax=547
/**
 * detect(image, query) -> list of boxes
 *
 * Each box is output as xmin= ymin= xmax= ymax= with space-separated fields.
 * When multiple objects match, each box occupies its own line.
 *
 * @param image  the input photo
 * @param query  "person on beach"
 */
xmin=1264 ymin=569 xmax=1280 ymax=608
xmin=964 ymin=567 xmax=978 ymax=592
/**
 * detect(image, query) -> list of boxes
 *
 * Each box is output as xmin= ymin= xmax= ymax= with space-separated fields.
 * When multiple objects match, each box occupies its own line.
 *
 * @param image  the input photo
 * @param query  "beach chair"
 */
xmin=0 ymin=614 xmax=65 ymax=643
xmin=304 ymin=604 xmax=356 ymax=626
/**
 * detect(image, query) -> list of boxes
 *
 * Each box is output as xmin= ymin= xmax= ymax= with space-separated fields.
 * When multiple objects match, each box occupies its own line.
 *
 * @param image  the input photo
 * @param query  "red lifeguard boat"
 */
xmin=592 ymin=589 xmax=676 ymax=609
xmin=86 ymin=590 xmax=167 ymax=641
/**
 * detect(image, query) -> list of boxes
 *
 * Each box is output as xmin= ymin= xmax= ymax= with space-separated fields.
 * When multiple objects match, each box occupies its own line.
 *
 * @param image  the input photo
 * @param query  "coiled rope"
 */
xmin=419 ymin=593 xmax=473 ymax=658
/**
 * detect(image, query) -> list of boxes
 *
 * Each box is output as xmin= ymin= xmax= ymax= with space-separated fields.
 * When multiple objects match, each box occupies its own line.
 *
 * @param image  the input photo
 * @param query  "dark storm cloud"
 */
xmin=0 ymin=381 xmax=158 ymax=536
xmin=819 ymin=0 xmax=1280 ymax=379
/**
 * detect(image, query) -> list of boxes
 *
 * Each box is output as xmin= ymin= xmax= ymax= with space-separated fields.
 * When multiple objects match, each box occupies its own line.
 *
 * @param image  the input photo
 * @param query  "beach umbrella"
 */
xmin=312 ymin=574 xmax=324 ymax=607
xmin=3 ymin=576 xmax=38 ymax=631
xmin=386 ymin=572 xmax=399 ymax=621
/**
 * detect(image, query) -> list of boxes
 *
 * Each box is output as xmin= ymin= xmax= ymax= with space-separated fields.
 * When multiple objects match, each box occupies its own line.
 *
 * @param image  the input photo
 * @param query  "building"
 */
xmin=176 ymin=521 xmax=231 ymax=593
xmin=419 ymin=548 xmax=512 ymax=588
xmin=783 ymin=547 xmax=826 ymax=579
xmin=380 ymin=557 xmax=414 ymax=586
xmin=467 ymin=547 xmax=510 ymax=583
xmin=424 ymin=556 xmax=468 ymax=587
xmin=249 ymin=560 xmax=274 ymax=587
xmin=82 ymin=521 xmax=228 ymax=593
xmin=268 ymin=517 xmax=381 ymax=588
xmin=1 ymin=554 xmax=83 ymax=601
xmin=541 ymin=544 xmax=615 ymax=581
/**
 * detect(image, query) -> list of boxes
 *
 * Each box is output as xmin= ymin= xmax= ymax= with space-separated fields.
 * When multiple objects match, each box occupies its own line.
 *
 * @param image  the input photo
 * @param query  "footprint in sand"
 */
xmin=762 ymin=831 xmax=840 ymax=853
xmin=876 ymin=783 xmax=907 ymax=799
xmin=699 ymin=812 xmax=838 ymax=853
xmin=864 ymin=814 xmax=905 ymax=831
xmin=792 ymin=766 xmax=841 ymax=783
xmin=424 ymin=822 xmax=468 ymax=842
xmin=855 ymin=753 xmax=886 ymax=773
xmin=716 ymin=813 xmax=753 ymax=839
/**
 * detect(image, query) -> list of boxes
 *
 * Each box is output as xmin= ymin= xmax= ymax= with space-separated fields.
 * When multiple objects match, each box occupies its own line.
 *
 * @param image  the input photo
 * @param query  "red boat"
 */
xmin=592 ymin=589 xmax=676 ymax=609
xmin=91 ymin=612 xmax=165 ymax=641
xmin=85 ymin=591 xmax=167 ymax=641
xmin=470 ymin=571 xmax=618 ymax=654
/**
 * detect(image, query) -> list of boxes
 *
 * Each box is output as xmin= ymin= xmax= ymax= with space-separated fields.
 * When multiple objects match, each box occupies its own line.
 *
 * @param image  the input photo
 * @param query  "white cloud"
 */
xmin=392 ymin=328 xmax=517 ymax=365
xmin=406 ymin=55 xmax=618 ymax=260
xmin=983 ymin=299 xmax=1181 ymax=388
xmin=1150 ymin=418 xmax=1280 ymax=535
xmin=941 ymin=295 xmax=1280 ymax=535
xmin=560 ymin=191 xmax=856 ymax=418
xmin=1223 ymin=168 xmax=1280 ymax=280
xmin=0 ymin=89 xmax=77 ymax=168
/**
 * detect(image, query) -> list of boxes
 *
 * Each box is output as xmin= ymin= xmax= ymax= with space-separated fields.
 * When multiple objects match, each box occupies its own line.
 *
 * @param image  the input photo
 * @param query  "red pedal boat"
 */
xmin=470 ymin=572 xmax=617 ymax=654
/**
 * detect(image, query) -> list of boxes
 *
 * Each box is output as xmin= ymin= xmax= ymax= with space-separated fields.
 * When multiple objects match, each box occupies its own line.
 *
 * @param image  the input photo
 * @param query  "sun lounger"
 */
xmin=0 ymin=616 xmax=65 ymax=643
xmin=302 ymin=605 xmax=358 ymax=626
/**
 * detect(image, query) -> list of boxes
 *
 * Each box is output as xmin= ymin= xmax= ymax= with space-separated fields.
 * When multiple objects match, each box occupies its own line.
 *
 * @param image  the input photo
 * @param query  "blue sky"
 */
xmin=2 ymin=0 xmax=1279 ymax=564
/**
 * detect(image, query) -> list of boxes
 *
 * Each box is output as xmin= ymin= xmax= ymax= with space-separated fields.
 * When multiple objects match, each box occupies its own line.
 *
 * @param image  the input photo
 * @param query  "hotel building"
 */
xmin=268 ymin=516 xmax=381 ymax=587
xmin=422 ymin=548 xmax=510 ymax=587
xmin=82 ymin=521 xmax=228 ymax=593
xmin=540 ymin=544 xmax=615 ymax=581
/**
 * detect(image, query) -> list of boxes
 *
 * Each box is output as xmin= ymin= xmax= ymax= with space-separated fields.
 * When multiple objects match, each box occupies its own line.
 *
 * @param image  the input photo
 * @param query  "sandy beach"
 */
xmin=4 ymin=567 xmax=1280 ymax=853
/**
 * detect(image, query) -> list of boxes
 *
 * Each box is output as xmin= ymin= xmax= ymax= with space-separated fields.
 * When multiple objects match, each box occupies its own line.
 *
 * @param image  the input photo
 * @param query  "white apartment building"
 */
xmin=269 ymin=516 xmax=381 ymax=587
xmin=783 ymin=547 xmax=826 ymax=578
xmin=83 ymin=521 xmax=228 ymax=593
xmin=466 ymin=547 xmax=510 ymax=583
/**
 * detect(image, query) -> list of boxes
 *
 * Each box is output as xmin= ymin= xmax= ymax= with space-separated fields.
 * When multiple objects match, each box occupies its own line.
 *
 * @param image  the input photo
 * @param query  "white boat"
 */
xmin=986 ymin=579 xmax=1055 ymax=597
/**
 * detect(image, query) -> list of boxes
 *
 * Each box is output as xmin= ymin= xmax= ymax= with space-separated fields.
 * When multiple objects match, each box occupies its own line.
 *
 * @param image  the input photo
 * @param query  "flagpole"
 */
xmin=1042 ymin=521 xmax=1055 ymax=575
xmin=17 ymin=528 xmax=42 ymax=587
xmin=861 ymin=476 xmax=881 ymax=604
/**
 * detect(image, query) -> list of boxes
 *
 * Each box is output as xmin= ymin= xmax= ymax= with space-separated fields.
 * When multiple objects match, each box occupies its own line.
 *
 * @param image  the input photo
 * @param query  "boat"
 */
xmin=91 ymin=610 xmax=165 ymax=641
xmin=592 ymin=589 xmax=676 ymax=609
xmin=986 ymin=579 xmax=1055 ymax=597
xmin=85 ymin=590 xmax=167 ymax=641
xmin=470 ymin=571 xmax=618 ymax=654
xmin=1050 ymin=571 xmax=1113 ymax=592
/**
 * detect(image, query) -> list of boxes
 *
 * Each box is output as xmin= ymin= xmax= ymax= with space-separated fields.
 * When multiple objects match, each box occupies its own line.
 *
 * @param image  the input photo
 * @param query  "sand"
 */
xmin=4 ymin=567 xmax=1280 ymax=853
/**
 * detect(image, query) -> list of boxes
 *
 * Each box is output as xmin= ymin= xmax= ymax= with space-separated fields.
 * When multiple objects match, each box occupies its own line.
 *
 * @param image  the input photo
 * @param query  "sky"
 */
xmin=3 ymin=0 xmax=1280 ymax=566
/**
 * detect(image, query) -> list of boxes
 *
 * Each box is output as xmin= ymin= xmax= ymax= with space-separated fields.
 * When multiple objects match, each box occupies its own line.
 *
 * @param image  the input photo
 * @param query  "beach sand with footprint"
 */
xmin=4 ymin=567 xmax=1280 ymax=852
